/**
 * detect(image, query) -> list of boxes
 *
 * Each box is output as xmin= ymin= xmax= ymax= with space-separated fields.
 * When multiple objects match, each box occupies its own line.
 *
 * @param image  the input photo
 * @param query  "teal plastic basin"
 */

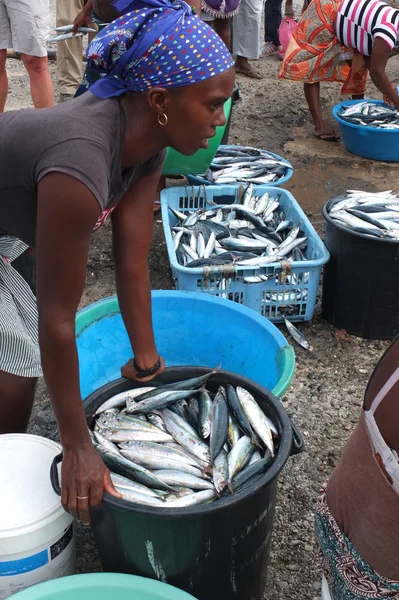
xmin=75 ymin=290 xmax=295 ymax=400
xmin=11 ymin=573 xmax=197 ymax=600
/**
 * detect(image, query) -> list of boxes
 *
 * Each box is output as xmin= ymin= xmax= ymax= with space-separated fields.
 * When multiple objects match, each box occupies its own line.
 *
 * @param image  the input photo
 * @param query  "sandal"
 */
xmin=261 ymin=42 xmax=280 ymax=57
xmin=313 ymin=131 xmax=340 ymax=142
xmin=235 ymin=67 xmax=262 ymax=79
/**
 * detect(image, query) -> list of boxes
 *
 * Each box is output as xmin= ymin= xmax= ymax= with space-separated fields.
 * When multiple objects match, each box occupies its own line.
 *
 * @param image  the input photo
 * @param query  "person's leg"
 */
xmin=56 ymin=0 xmax=85 ymax=100
xmin=0 ymin=0 xmax=11 ymax=112
xmin=0 ymin=49 xmax=7 ymax=113
xmin=6 ymin=0 xmax=54 ymax=107
xmin=21 ymin=54 xmax=54 ymax=108
xmin=304 ymin=82 xmax=339 ymax=140
xmin=264 ymin=0 xmax=283 ymax=47
xmin=233 ymin=0 xmax=263 ymax=77
xmin=213 ymin=17 xmax=232 ymax=49
xmin=0 ymin=371 xmax=37 ymax=433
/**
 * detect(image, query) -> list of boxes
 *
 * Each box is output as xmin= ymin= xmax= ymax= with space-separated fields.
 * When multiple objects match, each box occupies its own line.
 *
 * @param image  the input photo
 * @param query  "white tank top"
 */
xmin=365 ymin=366 xmax=399 ymax=493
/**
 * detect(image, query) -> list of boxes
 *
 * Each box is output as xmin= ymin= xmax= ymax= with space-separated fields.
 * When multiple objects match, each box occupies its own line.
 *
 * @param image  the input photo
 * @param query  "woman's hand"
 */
xmin=383 ymin=83 xmax=399 ymax=109
xmin=121 ymin=355 xmax=166 ymax=382
xmin=61 ymin=443 xmax=121 ymax=524
xmin=72 ymin=2 xmax=94 ymax=35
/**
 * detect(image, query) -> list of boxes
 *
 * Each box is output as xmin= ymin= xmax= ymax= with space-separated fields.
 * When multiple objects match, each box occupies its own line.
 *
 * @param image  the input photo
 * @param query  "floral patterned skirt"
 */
xmin=279 ymin=0 xmax=368 ymax=95
xmin=315 ymin=488 xmax=399 ymax=599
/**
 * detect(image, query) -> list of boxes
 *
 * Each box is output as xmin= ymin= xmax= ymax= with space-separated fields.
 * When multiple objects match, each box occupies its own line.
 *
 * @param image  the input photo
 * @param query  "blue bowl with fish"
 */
xmin=332 ymin=99 xmax=399 ymax=162
xmin=186 ymin=145 xmax=294 ymax=187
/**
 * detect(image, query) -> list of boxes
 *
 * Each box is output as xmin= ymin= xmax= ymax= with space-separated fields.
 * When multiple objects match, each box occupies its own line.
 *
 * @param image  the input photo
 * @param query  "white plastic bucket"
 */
xmin=0 ymin=434 xmax=75 ymax=599
xmin=321 ymin=576 xmax=333 ymax=600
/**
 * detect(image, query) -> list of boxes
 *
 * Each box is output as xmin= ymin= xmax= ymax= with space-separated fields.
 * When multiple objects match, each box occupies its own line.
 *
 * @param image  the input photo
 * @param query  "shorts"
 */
xmin=0 ymin=0 xmax=49 ymax=58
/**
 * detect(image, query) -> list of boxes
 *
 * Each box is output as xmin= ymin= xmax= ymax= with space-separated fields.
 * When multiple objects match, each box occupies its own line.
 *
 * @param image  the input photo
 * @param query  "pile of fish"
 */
xmin=327 ymin=190 xmax=399 ymax=240
xmin=339 ymin=102 xmax=399 ymax=130
xmin=90 ymin=370 xmax=278 ymax=508
xmin=49 ymin=24 xmax=97 ymax=43
xmin=196 ymin=145 xmax=292 ymax=185
xmin=170 ymin=184 xmax=309 ymax=277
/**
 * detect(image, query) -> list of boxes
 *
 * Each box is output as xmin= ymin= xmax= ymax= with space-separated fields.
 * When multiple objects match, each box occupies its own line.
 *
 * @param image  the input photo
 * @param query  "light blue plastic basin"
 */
xmin=75 ymin=291 xmax=295 ymax=400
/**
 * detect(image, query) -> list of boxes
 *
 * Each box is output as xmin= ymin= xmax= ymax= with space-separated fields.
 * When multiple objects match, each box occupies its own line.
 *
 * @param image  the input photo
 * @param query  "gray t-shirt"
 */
xmin=0 ymin=92 xmax=165 ymax=247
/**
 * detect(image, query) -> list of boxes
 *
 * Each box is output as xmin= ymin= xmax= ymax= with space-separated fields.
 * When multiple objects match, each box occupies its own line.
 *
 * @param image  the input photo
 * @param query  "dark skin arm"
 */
xmin=365 ymin=37 xmax=399 ymax=110
xmin=112 ymin=168 xmax=165 ymax=380
xmin=73 ymin=0 xmax=201 ymax=33
xmin=36 ymin=173 xmax=121 ymax=525
xmin=73 ymin=0 xmax=94 ymax=33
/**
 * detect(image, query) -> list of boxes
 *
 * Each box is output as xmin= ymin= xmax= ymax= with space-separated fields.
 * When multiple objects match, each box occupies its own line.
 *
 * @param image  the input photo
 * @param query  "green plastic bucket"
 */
xmin=11 ymin=573 xmax=197 ymax=600
xmin=161 ymin=98 xmax=232 ymax=176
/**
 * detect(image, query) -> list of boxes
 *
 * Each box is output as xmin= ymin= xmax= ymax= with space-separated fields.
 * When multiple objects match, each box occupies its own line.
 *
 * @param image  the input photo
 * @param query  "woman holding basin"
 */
xmin=0 ymin=0 xmax=234 ymax=524
xmin=279 ymin=0 xmax=399 ymax=141
xmin=316 ymin=336 xmax=399 ymax=599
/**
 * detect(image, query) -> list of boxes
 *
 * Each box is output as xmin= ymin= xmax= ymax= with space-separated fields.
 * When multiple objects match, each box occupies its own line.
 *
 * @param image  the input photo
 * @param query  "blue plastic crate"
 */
xmin=161 ymin=185 xmax=330 ymax=322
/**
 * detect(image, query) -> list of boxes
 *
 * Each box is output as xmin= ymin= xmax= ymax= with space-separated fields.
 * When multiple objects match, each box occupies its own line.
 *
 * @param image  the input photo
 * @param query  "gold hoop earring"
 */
xmin=158 ymin=112 xmax=168 ymax=126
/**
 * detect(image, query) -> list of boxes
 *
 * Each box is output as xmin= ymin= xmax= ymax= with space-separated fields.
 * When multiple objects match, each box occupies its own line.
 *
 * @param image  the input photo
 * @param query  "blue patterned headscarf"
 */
xmin=85 ymin=0 xmax=234 ymax=98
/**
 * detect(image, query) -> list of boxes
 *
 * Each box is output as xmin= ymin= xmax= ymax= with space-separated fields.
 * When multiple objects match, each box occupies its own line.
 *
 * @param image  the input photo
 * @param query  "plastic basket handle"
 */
xmin=50 ymin=452 xmax=63 ymax=496
xmin=289 ymin=419 xmax=304 ymax=456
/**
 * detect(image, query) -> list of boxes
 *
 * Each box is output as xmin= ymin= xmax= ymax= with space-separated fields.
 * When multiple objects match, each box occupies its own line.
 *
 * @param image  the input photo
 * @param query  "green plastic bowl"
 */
xmin=162 ymin=98 xmax=232 ymax=176
xmin=11 ymin=573 xmax=198 ymax=600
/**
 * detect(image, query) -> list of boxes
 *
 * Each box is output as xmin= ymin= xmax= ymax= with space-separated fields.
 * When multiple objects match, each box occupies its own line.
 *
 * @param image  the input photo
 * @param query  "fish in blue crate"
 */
xmin=169 ymin=185 xmax=309 ymax=269
xmin=194 ymin=145 xmax=293 ymax=185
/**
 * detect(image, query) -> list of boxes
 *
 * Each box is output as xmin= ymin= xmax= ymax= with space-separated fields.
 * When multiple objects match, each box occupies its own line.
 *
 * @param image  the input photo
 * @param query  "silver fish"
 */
xmin=198 ymin=389 xmax=212 ymax=439
xmin=103 ymin=428 xmax=174 ymax=444
xmin=210 ymin=387 xmax=229 ymax=463
xmin=227 ymin=435 xmax=254 ymax=483
xmin=152 ymin=470 xmax=214 ymax=490
xmin=118 ymin=489 xmax=166 ymax=507
xmin=284 ymin=318 xmax=312 ymax=351
xmin=162 ymin=409 xmax=211 ymax=467
xmin=110 ymin=473 xmax=164 ymax=498
xmin=95 ymin=387 xmax=155 ymax=414
xmin=94 ymin=430 xmax=122 ymax=457
xmin=227 ymin=414 xmax=241 ymax=448
xmin=49 ymin=32 xmax=84 ymax=42
xmin=164 ymin=489 xmax=216 ymax=507
xmin=213 ymin=449 xmax=228 ymax=495
xmin=236 ymin=387 xmax=274 ymax=457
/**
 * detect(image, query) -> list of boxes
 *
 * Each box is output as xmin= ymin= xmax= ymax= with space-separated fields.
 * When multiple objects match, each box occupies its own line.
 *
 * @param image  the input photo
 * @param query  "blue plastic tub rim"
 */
xmin=332 ymin=99 xmax=399 ymax=133
xmin=161 ymin=185 xmax=330 ymax=278
xmin=186 ymin=148 xmax=294 ymax=187
xmin=76 ymin=290 xmax=290 ymax=347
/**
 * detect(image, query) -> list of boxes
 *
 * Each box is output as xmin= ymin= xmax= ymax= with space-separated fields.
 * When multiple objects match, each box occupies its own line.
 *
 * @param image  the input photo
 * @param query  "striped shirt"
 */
xmin=336 ymin=0 xmax=399 ymax=55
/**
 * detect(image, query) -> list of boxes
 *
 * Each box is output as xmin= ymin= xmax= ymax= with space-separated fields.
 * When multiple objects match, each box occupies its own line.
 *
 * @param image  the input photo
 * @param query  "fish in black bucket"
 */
xmin=90 ymin=371 xmax=279 ymax=507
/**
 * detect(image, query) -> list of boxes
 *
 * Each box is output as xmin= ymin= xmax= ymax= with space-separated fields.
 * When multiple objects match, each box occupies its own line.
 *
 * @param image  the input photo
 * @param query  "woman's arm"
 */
xmin=36 ymin=173 xmax=119 ymax=524
xmin=368 ymin=38 xmax=399 ymax=109
xmin=73 ymin=0 xmax=94 ymax=33
xmin=111 ymin=169 xmax=165 ymax=380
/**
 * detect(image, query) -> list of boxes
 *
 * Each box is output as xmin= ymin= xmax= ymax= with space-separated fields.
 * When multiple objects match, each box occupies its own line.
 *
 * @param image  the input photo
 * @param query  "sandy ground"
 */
xmin=5 ymin=1 xmax=399 ymax=598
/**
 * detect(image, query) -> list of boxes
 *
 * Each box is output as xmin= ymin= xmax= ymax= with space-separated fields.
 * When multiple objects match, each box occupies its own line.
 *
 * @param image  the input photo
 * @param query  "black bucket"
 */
xmin=322 ymin=201 xmax=399 ymax=340
xmin=62 ymin=367 xmax=303 ymax=600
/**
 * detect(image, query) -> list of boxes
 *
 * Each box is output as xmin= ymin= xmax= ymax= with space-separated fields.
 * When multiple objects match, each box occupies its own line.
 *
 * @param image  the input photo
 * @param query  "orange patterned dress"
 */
xmin=279 ymin=0 xmax=368 ymax=95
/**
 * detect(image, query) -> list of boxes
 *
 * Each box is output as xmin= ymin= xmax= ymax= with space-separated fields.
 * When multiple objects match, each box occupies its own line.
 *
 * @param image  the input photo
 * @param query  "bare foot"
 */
xmin=235 ymin=57 xmax=262 ymax=79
